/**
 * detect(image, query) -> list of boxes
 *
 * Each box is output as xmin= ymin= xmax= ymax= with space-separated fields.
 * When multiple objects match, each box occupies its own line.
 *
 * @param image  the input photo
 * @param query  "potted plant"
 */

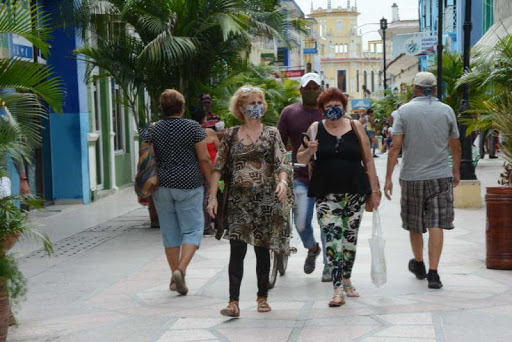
xmin=457 ymin=34 xmax=512 ymax=269
xmin=0 ymin=192 xmax=53 ymax=340
xmin=482 ymin=93 xmax=512 ymax=269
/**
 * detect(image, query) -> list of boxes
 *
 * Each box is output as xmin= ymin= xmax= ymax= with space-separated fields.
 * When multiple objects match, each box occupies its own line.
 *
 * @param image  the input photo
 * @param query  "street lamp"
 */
xmin=380 ymin=17 xmax=388 ymax=90
xmin=458 ymin=0 xmax=477 ymax=180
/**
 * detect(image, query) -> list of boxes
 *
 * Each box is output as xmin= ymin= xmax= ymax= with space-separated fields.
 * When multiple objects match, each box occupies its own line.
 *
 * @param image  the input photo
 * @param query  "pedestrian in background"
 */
xmin=139 ymin=89 xmax=213 ymax=296
xmin=191 ymin=107 xmax=220 ymax=236
xmin=277 ymin=72 xmax=331 ymax=282
xmin=297 ymin=87 xmax=381 ymax=307
xmin=384 ymin=72 xmax=461 ymax=289
xmin=199 ymin=93 xmax=225 ymax=139
xmin=207 ymin=86 xmax=291 ymax=317
xmin=359 ymin=108 xmax=379 ymax=158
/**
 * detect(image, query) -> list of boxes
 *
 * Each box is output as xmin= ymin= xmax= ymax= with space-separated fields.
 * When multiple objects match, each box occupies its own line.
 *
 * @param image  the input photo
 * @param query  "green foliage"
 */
xmin=71 ymin=0 xmax=305 ymax=127
xmin=209 ymin=63 xmax=300 ymax=127
xmin=0 ymin=255 xmax=27 ymax=308
xmin=456 ymin=35 xmax=512 ymax=183
xmin=0 ymin=195 xmax=53 ymax=306
xmin=0 ymin=0 xmax=58 ymax=306
xmin=0 ymin=0 xmax=64 ymax=174
xmin=371 ymin=88 xmax=412 ymax=129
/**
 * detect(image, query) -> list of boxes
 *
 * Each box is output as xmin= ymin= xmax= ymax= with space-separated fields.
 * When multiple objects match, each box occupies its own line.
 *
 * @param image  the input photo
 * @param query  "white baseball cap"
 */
xmin=300 ymin=73 xmax=322 ymax=88
xmin=413 ymin=72 xmax=437 ymax=87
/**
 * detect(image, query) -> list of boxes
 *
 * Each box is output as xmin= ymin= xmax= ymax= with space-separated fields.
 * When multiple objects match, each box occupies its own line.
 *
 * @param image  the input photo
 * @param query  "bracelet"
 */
xmin=19 ymin=176 xmax=28 ymax=181
xmin=372 ymin=190 xmax=381 ymax=194
xmin=280 ymin=179 xmax=288 ymax=186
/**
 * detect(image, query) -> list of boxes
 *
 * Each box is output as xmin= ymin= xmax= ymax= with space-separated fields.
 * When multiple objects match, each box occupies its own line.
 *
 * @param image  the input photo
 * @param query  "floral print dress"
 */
xmin=213 ymin=126 xmax=293 ymax=252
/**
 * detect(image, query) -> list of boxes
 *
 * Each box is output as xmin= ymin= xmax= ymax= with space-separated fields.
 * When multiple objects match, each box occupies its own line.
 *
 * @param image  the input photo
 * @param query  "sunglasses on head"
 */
xmin=241 ymin=87 xmax=260 ymax=93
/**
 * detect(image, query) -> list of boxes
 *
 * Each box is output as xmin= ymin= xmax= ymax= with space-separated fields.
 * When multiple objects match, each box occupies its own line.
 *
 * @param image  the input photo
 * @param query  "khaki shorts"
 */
xmin=399 ymin=177 xmax=455 ymax=233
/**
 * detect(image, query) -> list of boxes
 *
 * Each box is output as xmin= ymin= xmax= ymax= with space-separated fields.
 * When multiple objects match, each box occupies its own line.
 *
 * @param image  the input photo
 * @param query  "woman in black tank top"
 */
xmin=297 ymin=88 xmax=381 ymax=307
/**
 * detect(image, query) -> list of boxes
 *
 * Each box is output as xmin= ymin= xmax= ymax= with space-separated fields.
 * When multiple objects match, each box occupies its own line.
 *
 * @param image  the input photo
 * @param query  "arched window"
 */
xmin=337 ymin=20 xmax=343 ymax=31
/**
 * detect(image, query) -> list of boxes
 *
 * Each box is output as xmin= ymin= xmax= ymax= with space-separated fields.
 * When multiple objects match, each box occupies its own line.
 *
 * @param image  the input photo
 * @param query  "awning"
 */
xmin=475 ymin=16 xmax=512 ymax=47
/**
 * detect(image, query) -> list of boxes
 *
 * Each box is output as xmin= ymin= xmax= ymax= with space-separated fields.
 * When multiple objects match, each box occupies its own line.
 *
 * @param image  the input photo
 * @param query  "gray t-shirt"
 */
xmin=393 ymin=97 xmax=459 ymax=181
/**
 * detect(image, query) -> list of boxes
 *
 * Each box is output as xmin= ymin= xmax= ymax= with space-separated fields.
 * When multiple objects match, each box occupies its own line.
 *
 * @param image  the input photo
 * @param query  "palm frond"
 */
xmin=0 ymin=0 xmax=53 ymax=56
xmin=0 ymin=59 xmax=64 ymax=112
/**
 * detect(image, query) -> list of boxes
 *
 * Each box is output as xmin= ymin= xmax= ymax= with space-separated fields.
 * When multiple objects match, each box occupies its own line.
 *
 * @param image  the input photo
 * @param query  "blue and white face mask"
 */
xmin=245 ymin=104 xmax=264 ymax=119
xmin=324 ymin=106 xmax=343 ymax=121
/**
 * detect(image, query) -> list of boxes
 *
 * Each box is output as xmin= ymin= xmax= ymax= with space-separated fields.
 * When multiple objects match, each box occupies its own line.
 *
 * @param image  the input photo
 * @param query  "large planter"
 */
xmin=0 ymin=231 xmax=20 ymax=342
xmin=486 ymin=187 xmax=512 ymax=269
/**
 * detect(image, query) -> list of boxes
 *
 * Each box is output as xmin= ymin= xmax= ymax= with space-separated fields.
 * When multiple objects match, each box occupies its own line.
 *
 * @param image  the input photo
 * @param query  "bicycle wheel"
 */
xmin=278 ymin=254 xmax=288 ymax=276
xmin=268 ymin=251 xmax=279 ymax=289
xmin=279 ymin=209 xmax=293 ymax=276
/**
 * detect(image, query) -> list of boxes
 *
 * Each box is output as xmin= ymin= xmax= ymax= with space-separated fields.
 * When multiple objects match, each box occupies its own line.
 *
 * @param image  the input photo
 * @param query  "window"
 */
xmin=337 ymin=70 xmax=347 ymax=92
xmin=371 ymin=71 xmax=375 ymax=92
xmin=337 ymin=20 xmax=343 ymax=31
xmin=111 ymin=80 xmax=125 ymax=153
xmin=483 ymin=0 xmax=494 ymax=32
xmin=364 ymin=70 xmax=368 ymax=89
xmin=92 ymin=79 xmax=101 ymax=131
xmin=335 ymin=44 xmax=339 ymax=53
xmin=356 ymin=70 xmax=360 ymax=92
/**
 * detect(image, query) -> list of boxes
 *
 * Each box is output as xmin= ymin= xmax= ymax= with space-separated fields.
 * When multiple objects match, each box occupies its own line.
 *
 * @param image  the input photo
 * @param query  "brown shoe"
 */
xmin=220 ymin=300 xmax=240 ymax=317
xmin=171 ymin=269 xmax=188 ymax=295
xmin=257 ymin=296 xmax=271 ymax=312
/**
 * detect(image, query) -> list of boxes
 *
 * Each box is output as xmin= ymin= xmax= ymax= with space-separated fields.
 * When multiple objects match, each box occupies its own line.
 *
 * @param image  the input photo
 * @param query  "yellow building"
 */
xmin=308 ymin=1 xmax=383 ymax=106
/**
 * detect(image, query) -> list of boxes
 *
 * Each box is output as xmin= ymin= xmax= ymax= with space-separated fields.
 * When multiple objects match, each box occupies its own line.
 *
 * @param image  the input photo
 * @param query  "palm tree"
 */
xmin=457 ymin=35 xmax=512 ymax=183
xmin=69 ymin=0 xmax=305 ymax=127
xmin=0 ymin=0 xmax=64 ymax=175
xmin=210 ymin=63 xmax=300 ymax=127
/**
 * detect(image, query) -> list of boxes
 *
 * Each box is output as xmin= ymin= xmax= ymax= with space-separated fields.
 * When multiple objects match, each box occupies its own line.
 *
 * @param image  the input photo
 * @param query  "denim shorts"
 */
xmin=152 ymin=186 xmax=204 ymax=248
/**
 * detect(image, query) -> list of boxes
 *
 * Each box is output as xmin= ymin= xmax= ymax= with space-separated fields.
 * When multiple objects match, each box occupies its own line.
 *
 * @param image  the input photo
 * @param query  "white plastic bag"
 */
xmin=369 ymin=208 xmax=386 ymax=287
xmin=0 ymin=176 xmax=11 ymax=199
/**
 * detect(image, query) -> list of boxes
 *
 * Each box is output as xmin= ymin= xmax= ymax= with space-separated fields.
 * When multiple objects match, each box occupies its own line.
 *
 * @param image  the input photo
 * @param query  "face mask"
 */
xmin=245 ymin=104 xmax=264 ymax=119
xmin=302 ymin=91 xmax=321 ymax=106
xmin=324 ymin=106 xmax=344 ymax=121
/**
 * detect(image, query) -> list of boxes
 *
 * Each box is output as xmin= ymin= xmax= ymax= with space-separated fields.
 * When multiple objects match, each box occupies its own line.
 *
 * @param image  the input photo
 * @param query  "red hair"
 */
xmin=317 ymin=88 xmax=348 ymax=110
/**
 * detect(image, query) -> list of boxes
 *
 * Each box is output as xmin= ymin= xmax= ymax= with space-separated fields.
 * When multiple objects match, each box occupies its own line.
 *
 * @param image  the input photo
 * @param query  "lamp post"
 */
xmin=380 ymin=17 xmax=388 ymax=90
xmin=458 ymin=0 xmax=477 ymax=180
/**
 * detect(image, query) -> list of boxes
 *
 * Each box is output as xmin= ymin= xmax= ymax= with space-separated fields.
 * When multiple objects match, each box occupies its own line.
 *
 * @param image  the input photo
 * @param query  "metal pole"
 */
xmin=458 ymin=0 xmax=477 ymax=180
xmin=383 ymin=29 xmax=387 ymax=90
xmin=437 ymin=0 xmax=443 ymax=100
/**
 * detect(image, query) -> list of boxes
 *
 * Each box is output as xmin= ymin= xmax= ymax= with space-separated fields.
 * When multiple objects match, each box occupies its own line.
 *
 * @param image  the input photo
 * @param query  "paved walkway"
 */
xmin=7 ymin=155 xmax=512 ymax=342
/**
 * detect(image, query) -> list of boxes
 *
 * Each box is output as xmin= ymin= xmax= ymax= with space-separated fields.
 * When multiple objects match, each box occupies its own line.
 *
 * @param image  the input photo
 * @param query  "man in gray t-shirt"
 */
xmin=384 ymin=72 xmax=461 ymax=290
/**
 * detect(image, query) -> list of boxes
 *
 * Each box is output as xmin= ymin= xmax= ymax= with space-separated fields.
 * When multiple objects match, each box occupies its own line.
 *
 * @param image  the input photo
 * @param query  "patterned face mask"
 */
xmin=245 ymin=104 xmax=264 ymax=119
xmin=324 ymin=106 xmax=343 ymax=121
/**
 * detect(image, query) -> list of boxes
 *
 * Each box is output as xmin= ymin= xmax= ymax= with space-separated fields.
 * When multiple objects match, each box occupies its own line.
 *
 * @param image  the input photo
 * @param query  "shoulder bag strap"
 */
xmin=223 ymin=126 xmax=239 ymax=174
xmin=350 ymin=119 xmax=368 ymax=174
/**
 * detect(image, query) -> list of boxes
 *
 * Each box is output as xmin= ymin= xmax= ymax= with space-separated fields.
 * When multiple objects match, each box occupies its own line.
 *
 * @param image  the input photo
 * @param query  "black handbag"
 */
xmin=215 ymin=127 xmax=239 ymax=240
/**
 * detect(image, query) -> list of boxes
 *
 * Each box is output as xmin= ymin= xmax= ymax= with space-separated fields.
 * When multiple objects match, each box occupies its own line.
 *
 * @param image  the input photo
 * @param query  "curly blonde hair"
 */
xmin=229 ymin=85 xmax=268 ymax=121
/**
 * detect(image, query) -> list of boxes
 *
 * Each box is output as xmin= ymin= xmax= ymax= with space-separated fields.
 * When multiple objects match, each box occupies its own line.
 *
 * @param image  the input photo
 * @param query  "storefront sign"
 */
xmin=9 ymin=34 xmax=33 ymax=60
xmin=392 ymin=32 xmax=438 ymax=59
xmin=351 ymin=99 xmax=371 ymax=110
xmin=282 ymin=69 xmax=305 ymax=78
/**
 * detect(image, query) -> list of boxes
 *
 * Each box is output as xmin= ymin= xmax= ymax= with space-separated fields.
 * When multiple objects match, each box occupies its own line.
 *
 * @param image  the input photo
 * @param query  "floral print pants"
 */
xmin=316 ymin=193 xmax=366 ymax=289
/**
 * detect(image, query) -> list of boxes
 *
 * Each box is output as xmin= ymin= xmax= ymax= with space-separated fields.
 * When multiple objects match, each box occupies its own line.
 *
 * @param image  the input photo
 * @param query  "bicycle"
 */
xmin=268 ymin=152 xmax=306 ymax=289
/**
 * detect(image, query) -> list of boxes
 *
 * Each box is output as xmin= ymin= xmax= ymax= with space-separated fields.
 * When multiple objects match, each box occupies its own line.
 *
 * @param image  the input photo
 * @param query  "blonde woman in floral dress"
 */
xmin=207 ymin=86 xmax=292 ymax=317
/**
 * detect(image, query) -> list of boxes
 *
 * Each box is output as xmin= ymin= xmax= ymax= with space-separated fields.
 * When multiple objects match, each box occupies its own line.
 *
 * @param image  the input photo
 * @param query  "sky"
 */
xmin=294 ymin=0 xmax=419 ymax=43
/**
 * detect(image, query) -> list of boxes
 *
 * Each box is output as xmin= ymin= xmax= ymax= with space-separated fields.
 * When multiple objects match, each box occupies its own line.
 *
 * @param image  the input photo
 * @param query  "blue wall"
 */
xmin=44 ymin=2 xmax=90 ymax=203
xmin=456 ymin=0 xmax=485 ymax=52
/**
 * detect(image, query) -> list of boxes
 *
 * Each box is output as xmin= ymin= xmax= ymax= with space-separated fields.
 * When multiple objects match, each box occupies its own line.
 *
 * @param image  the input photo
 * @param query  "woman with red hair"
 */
xmin=297 ymin=87 xmax=381 ymax=307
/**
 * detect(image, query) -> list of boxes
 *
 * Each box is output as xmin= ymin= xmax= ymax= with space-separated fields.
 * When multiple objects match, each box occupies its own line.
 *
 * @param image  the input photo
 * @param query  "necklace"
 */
xmin=240 ymin=124 xmax=263 ymax=145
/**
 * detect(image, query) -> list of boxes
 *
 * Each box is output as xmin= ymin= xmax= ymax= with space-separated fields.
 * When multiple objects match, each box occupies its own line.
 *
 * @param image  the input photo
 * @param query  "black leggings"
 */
xmin=228 ymin=239 xmax=270 ymax=301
